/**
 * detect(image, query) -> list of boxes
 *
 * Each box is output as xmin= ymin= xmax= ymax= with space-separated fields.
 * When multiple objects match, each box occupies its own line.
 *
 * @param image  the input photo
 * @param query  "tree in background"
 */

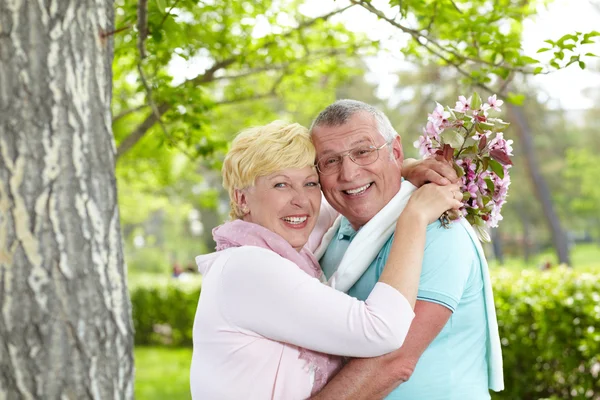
xmin=112 ymin=0 xmax=368 ymax=261
xmin=348 ymin=0 xmax=599 ymax=266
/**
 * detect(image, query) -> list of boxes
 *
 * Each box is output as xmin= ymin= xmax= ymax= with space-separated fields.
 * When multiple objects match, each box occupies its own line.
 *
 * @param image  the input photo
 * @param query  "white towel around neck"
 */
xmin=314 ymin=182 xmax=504 ymax=391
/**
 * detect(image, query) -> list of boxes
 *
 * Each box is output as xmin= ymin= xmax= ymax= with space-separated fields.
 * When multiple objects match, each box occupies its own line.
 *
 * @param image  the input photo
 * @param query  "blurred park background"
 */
xmin=104 ymin=0 xmax=600 ymax=398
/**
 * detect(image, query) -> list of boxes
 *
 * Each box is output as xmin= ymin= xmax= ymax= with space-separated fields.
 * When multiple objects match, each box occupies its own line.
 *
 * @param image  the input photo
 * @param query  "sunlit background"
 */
xmin=108 ymin=1 xmax=600 ymax=398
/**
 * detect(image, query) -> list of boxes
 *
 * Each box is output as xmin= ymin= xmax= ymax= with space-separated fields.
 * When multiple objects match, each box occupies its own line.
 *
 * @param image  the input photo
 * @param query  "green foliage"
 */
xmin=112 ymin=0 xmax=364 ymax=231
xmin=130 ymin=264 xmax=600 ymax=399
xmin=564 ymin=149 xmax=600 ymax=220
xmin=538 ymin=31 xmax=600 ymax=72
xmin=135 ymin=346 xmax=192 ymax=400
xmin=383 ymin=0 xmax=541 ymax=85
xmin=492 ymin=267 xmax=600 ymax=400
xmin=112 ymin=0 xmax=362 ymax=161
xmin=131 ymin=283 xmax=201 ymax=347
xmin=126 ymin=247 xmax=171 ymax=274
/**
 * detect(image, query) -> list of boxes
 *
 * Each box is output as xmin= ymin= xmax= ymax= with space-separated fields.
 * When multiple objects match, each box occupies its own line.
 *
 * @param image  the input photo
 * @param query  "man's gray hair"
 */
xmin=309 ymin=99 xmax=399 ymax=142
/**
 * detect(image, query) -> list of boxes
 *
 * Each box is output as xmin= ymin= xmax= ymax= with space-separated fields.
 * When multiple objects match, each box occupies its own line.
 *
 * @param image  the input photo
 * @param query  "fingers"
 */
xmin=425 ymin=170 xmax=450 ymax=186
xmin=426 ymin=158 xmax=459 ymax=184
xmin=442 ymin=183 xmax=463 ymax=210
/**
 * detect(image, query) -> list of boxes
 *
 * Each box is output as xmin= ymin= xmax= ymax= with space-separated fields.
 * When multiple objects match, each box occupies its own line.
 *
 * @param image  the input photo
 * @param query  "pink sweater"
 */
xmin=190 ymin=203 xmax=415 ymax=399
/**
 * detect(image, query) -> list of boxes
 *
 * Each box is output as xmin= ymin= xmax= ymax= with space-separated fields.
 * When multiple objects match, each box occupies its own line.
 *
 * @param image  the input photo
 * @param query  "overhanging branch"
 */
xmin=116 ymin=6 xmax=357 ymax=160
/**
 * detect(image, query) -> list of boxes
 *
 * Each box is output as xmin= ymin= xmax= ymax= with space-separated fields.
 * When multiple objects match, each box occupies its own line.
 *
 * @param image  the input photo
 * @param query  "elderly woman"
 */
xmin=190 ymin=121 xmax=461 ymax=399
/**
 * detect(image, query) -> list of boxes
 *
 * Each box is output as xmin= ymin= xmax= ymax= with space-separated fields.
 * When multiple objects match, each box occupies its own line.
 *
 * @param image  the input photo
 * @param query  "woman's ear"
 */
xmin=234 ymin=189 xmax=249 ymax=215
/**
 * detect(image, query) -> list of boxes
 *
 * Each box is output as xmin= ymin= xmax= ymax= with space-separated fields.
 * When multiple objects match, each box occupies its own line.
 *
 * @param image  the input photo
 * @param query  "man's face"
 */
xmin=311 ymin=112 xmax=403 ymax=229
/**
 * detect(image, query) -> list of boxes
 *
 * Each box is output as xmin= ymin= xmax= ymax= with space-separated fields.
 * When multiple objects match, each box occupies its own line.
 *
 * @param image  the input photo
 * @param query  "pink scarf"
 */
xmin=213 ymin=219 xmax=342 ymax=395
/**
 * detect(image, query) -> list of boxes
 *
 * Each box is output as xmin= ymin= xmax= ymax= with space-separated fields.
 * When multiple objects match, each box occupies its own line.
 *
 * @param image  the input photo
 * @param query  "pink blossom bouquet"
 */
xmin=414 ymin=92 xmax=513 ymax=242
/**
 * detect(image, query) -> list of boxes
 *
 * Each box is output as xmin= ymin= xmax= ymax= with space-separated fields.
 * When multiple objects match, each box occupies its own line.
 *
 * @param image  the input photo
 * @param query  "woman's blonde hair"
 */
xmin=222 ymin=121 xmax=316 ymax=220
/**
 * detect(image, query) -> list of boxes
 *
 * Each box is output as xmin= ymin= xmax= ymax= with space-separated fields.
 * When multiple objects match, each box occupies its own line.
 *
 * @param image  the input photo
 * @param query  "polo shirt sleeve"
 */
xmin=415 ymin=221 xmax=478 ymax=312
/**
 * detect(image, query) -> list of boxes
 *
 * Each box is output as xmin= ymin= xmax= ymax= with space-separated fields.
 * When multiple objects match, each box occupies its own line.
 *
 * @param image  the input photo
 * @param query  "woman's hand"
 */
xmin=403 ymin=183 xmax=463 ymax=225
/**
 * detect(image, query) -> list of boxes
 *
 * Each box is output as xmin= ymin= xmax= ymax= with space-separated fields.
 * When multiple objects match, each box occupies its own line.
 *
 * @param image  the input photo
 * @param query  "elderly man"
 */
xmin=310 ymin=100 xmax=503 ymax=400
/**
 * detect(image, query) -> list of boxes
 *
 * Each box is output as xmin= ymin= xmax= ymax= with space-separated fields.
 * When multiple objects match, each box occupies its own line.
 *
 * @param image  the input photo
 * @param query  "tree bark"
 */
xmin=507 ymin=104 xmax=571 ymax=266
xmin=0 ymin=1 xmax=134 ymax=399
xmin=490 ymin=228 xmax=504 ymax=265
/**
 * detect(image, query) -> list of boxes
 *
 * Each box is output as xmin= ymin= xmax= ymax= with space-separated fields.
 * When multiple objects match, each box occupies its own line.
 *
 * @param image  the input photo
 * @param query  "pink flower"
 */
xmin=454 ymin=95 xmax=471 ymax=113
xmin=483 ymin=94 xmax=504 ymax=112
xmin=472 ymin=130 xmax=492 ymax=140
xmin=418 ymin=92 xmax=512 ymax=240
xmin=428 ymin=103 xmax=450 ymax=132
xmin=466 ymin=182 xmax=479 ymax=198
xmin=413 ymin=135 xmax=434 ymax=157
xmin=424 ymin=121 xmax=441 ymax=138
xmin=489 ymin=132 xmax=514 ymax=157
xmin=476 ymin=171 xmax=490 ymax=193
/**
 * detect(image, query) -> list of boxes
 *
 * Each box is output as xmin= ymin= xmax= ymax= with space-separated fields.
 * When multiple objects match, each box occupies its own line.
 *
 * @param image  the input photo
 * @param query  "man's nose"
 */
xmin=339 ymin=156 xmax=360 ymax=182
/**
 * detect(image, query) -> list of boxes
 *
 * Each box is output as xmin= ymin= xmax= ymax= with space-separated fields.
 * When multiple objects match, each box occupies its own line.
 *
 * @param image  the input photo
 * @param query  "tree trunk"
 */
xmin=0 ymin=1 xmax=134 ymax=399
xmin=490 ymin=228 xmax=504 ymax=265
xmin=507 ymin=104 xmax=571 ymax=266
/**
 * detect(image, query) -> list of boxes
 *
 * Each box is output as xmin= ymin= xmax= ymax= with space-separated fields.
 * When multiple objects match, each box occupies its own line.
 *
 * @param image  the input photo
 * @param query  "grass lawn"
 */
xmin=135 ymin=346 xmax=192 ymax=400
xmin=488 ymin=243 xmax=600 ymax=270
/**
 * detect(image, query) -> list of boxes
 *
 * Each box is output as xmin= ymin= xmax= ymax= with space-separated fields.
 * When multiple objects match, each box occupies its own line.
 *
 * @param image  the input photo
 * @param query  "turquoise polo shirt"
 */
xmin=319 ymin=218 xmax=490 ymax=400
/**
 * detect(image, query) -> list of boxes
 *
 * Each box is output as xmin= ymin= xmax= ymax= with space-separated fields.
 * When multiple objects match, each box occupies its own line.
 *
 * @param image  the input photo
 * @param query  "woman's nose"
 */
xmin=290 ymin=188 xmax=310 ymax=208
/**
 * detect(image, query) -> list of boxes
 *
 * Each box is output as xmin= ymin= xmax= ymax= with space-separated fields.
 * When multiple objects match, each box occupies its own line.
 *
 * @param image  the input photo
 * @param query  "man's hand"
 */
xmin=310 ymin=301 xmax=452 ymax=400
xmin=402 ymin=158 xmax=458 ymax=187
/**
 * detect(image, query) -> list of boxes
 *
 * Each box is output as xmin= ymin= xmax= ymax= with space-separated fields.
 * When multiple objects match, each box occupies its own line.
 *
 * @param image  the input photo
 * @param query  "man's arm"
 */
xmin=312 ymin=300 xmax=452 ymax=400
xmin=402 ymin=157 xmax=458 ymax=187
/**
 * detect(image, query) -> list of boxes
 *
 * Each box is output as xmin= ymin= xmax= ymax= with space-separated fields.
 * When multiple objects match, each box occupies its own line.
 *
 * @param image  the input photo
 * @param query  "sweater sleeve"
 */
xmin=218 ymin=246 xmax=414 ymax=358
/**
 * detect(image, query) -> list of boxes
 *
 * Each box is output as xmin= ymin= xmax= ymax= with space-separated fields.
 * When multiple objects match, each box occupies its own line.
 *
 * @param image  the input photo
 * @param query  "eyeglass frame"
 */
xmin=315 ymin=141 xmax=392 ymax=175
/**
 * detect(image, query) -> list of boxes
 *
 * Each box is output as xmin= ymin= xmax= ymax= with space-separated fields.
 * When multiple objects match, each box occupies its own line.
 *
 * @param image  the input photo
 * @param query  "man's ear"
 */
xmin=391 ymin=136 xmax=404 ymax=165
xmin=234 ymin=189 xmax=249 ymax=215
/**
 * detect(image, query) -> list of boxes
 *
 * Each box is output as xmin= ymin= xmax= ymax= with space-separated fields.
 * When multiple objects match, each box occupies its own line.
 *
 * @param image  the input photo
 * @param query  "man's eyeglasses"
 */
xmin=316 ymin=142 xmax=390 ymax=175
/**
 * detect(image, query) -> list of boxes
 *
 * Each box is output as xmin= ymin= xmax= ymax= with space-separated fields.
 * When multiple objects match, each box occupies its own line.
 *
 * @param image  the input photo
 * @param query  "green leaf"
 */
xmin=506 ymin=92 xmax=525 ymax=106
xmin=533 ymin=66 xmax=543 ymax=75
xmin=536 ymin=47 xmax=551 ymax=53
xmin=151 ymin=29 xmax=163 ymax=42
xmin=558 ymin=33 xmax=578 ymax=44
xmin=579 ymin=61 xmax=586 ymax=69
xmin=584 ymin=53 xmax=598 ymax=57
xmin=156 ymin=0 xmax=167 ymax=13
xmin=441 ymin=129 xmax=465 ymax=149
xmin=488 ymin=159 xmax=505 ymax=179
xmin=492 ymin=119 xmax=511 ymax=132
xmin=476 ymin=122 xmax=495 ymax=133
xmin=493 ymin=67 xmax=510 ymax=80
xmin=520 ymin=56 xmax=539 ymax=64
xmin=470 ymin=92 xmax=482 ymax=110
xmin=472 ymin=224 xmax=491 ymax=242
xmin=565 ymin=55 xmax=580 ymax=67
xmin=452 ymin=161 xmax=465 ymax=178
xmin=485 ymin=177 xmax=495 ymax=193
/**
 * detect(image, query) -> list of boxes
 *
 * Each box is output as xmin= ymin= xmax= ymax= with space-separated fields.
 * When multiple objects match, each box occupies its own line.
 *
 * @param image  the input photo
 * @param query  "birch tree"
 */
xmin=0 ymin=1 xmax=133 ymax=398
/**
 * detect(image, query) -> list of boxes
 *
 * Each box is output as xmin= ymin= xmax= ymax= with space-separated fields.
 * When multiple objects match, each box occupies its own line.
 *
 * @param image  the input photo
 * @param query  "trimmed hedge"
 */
xmin=131 ymin=284 xmax=200 ymax=347
xmin=131 ymin=267 xmax=600 ymax=399
xmin=491 ymin=268 xmax=599 ymax=400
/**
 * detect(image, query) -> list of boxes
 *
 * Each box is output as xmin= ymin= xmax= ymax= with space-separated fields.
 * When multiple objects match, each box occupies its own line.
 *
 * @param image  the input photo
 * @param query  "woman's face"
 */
xmin=239 ymin=166 xmax=321 ymax=251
